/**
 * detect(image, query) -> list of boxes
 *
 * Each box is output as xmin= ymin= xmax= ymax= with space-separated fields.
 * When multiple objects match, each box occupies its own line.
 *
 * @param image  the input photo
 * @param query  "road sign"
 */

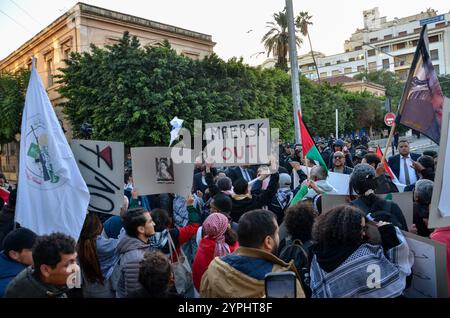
xmin=384 ymin=112 xmax=396 ymax=127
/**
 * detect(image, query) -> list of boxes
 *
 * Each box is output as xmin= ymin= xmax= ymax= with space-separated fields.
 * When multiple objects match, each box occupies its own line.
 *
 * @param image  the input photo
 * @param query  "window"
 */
xmin=395 ymin=42 xmax=406 ymax=50
xmin=434 ymin=64 xmax=440 ymax=75
xmin=397 ymin=70 xmax=408 ymax=81
xmin=344 ymin=67 xmax=352 ymax=74
xmin=325 ymin=62 xmax=331 ymax=66
xmin=336 ymin=60 xmax=342 ymax=64
xmin=349 ymin=57 xmax=355 ymax=62
xmin=46 ymin=58 xmax=53 ymax=87
xmin=412 ymin=39 xmax=419 ymax=47
xmin=398 ymin=31 xmax=407 ymax=36
xmin=60 ymin=37 xmax=72 ymax=62
xmin=414 ymin=27 xmax=422 ymax=33
xmin=381 ymin=46 xmax=390 ymax=53
xmin=320 ymin=72 xmax=328 ymax=78
xmin=370 ymin=37 xmax=378 ymax=43
xmin=382 ymin=58 xmax=390 ymax=70
xmin=332 ymin=70 xmax=341 ymax=76
xmin=384 ymin=34 xmax=393 ymax=39
xmin=430 ymin=49 xmax=439 ymax=61
xmin=435 ymin=22 xmax=446 ymax=28
xmin=368 ymin=62 xmax=377 ymax=71
xmin=367 ymin=49 xmax=376 ymax=57
xmin=26 ymin=59 xmax=33 ymax=70
xmin=428 ymin=35 xmax=439 ymax=43
xmin=354 ymin=45 xmax=362 ymax=51
xmin=357 ymin=65 xmax=365 ymax=72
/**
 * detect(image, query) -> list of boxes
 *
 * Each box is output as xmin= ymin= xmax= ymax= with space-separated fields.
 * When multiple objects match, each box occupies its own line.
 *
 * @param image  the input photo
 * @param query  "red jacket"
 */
xmin=430 ymin=227 xmax=450 ymax=297
xmin=192 ymin=237 xmax=238 ymax=291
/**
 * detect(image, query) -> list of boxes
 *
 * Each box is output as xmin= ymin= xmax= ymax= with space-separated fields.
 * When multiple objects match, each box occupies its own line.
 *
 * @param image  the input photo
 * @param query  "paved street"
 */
xmin=373 ymin=134 xmax=439 ymax=157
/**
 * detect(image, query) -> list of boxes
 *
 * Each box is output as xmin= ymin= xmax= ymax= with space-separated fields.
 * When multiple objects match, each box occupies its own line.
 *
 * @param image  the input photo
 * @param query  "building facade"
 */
xmin=262 ymin=7 xmax=450 ymax=81
xmin=0 ymin=2 xmax=215 ymax=181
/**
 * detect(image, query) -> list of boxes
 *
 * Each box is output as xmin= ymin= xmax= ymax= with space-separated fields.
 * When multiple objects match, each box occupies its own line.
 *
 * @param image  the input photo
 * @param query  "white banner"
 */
xmin=131 ymin=147 xmax=194 ymax=197
xmin=72 ymin=140 xmax=124 ymax=215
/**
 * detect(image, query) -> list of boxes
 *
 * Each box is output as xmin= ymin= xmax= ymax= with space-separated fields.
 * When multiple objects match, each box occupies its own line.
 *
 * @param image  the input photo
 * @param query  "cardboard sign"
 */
xmin=131 ymin=147 xmax=194 ymax=197
xmin=403 ymin=231 xmax=448 ymax=298
xmin=429 ymin=97 xmax=450 ymax=228
xmin=72 ymin=140 xmax=124 ymax=215
xmin=321 ymin=192 xmax=413 ymax=228
xmin=299 ymin=166 xmax=349 ymax=195
xmin=204 ymin=118 xmax=270 ymax=166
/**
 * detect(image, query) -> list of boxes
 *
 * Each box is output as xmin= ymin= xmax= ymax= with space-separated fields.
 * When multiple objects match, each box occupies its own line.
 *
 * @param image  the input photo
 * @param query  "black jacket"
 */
xmin=230 ymin=173 xmax=279 ymax=222
xmin=387 ymin=153 xmax=421 ymax=180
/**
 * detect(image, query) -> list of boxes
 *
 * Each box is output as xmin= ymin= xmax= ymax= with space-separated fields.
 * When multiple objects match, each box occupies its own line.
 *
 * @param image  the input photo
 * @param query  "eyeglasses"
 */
xmin=333 ymin=156 xmax=344 ymax=159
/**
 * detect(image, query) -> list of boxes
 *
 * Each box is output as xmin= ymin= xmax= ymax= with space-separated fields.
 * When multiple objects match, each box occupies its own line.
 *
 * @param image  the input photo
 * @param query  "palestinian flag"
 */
xmin=376 ymin=145 xmax=399 ymax=183
xmin=298 ymin=111 xmax=328 ymax=171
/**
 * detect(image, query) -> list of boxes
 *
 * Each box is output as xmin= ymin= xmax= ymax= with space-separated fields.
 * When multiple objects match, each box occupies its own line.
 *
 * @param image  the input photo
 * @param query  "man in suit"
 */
xmin=388 ymin=139 xmax=420 ymax=186
xmin=225 ymin=165 xmax=256 ymax=184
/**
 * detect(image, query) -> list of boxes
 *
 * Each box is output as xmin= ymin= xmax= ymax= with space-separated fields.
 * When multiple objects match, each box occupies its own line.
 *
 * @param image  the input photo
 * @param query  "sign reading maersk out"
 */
xmin=204 ymin=118 xmax=271 ymax=166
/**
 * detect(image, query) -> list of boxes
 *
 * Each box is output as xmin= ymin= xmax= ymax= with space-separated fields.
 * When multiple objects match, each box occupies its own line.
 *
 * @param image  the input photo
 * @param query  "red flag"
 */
xmin=376 ymin=146 xmax=398 ymax=182
xmin=297 ymin=111 xmax=328 ymax=171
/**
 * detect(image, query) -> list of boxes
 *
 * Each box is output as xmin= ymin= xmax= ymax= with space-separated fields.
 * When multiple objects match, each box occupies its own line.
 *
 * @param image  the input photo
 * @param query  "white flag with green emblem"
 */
xmin=16 ymin=59 xmax=90 ymax=240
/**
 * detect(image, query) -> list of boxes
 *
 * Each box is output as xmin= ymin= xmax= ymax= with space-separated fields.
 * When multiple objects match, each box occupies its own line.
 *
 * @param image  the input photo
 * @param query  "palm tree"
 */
xmin=296 ymin=11 xmax=320 ymax=83
xmin=261 ymin=11 xmax=301 ymax=71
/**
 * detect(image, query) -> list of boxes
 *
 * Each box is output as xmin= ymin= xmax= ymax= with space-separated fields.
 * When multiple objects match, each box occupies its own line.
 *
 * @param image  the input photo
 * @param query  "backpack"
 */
xmin=278 ymin=238 xmax=313 ymax=298
xmin=270 ymin=192 xmax=292 ymax=224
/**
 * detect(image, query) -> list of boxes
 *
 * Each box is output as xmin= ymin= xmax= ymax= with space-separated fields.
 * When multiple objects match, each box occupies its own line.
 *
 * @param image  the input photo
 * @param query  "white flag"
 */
xmin=16 ymin=59 xmax=90 ymax=240
xmin=169 ymin=116 xmax=184 ymax=146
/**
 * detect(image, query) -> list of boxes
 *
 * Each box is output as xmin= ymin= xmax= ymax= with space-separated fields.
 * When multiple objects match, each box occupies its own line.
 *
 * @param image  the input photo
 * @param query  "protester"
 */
xmin=231 ymin=171 xmax=280 ymax=222
xmin=362 ymin=153 xmax=398 ymax=194
xmin=422 ymin=150 xmax=438 ymax=169
xmin=388 ymin=140 xmax=420 ymax=186
xmin=114 ymin=207 xmax=156 ymax=298
xmin=328 ymin=139 xmax=353 ymax=168
xmin=149 ymin=195 xmax=201 ymax=261
xmin=128 ymin=251 xmax=181 ymax=298
xmin=330 ymin=151 xmax=353 ymax=175
xmin=192 ymin=213 xmax=238 ymax=292
xmin=0 ymin=189 xmax=18 ymax=250
xmin=4 ymin=233 xmax=79 ymax=298
xmin=78 ymin=213 xmax=118 ymax=298
xmin=277 ymin=201 xmax=316 ymax=297
xmin=309 ymin=205 xmax=413 ymax=298
xmin=200 ymin=209 xmax=305 ymax=298
xmin=225 ymin=165 xmax=256 ymax=184
xmin=404 ymin=155 xmax=436 ymax=192
xmin=412 ymin=179 xmax=434 ymax=238
xmin=0 ymin=228 xmax=37 ymax=297
xmin=350 ymin=164 xmax=408 ymax=231
xmin=268 ymin=173 xmax=293 ymax=224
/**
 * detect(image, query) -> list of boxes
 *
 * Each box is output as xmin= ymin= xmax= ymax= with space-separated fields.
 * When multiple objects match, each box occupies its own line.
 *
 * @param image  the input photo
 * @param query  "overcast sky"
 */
xmin=0 ymin=0 xmax=448 ymax=65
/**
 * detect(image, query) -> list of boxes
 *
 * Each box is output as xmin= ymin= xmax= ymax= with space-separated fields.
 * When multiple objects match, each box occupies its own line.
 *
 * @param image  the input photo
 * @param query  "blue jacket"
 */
xmin=0 ymin=251 xmax=27 ymax=297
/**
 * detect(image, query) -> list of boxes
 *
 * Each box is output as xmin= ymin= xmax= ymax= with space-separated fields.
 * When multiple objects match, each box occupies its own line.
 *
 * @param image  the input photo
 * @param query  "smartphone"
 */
xmin=264 ymin=272 xmax=297 ymax=298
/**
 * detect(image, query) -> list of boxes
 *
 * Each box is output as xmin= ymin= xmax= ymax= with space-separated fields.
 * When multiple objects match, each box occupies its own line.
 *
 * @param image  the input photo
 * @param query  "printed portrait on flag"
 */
xmin=155 ymin=157 xmax=174 ymax=183
xmin=398 ymin=25 xmax=444 ymax=144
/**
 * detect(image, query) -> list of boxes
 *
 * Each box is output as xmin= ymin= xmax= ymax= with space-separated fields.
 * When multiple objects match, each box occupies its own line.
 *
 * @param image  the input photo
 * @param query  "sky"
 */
xmin=0 ymin=0 xmax=449 ymax=65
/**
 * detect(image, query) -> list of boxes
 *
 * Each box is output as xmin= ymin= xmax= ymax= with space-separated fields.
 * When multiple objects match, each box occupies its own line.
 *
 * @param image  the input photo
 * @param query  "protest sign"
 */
xmin=131 ymin=147 xmax=194 ymax=197
xmin=204 ymin=118 xmax=271 ymax=166
xmin=429 ymin=97 xmax=450 ymax=228
xmin=403 ymin=231 xmax=448 ymax=298
xmin=72 ymin=140 xmax=124 ymax=215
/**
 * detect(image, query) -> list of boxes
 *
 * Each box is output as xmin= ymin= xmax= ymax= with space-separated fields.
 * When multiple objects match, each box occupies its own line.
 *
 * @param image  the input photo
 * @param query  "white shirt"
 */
xmin=240 ymin=167 xmax=251 ymax=182
xmin=399 ymin=154 xmax=417 ymax=185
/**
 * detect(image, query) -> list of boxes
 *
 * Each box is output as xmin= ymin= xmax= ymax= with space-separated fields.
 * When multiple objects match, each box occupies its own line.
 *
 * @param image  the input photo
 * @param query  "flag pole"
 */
xmin=382 ymin=25 xmax=427 ymax=163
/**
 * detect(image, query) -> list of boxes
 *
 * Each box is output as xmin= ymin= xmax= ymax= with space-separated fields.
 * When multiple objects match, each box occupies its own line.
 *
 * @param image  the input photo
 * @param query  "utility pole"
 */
xmin=286 ymin=0 xmax=302 ymax=144
xmin=335 ymin=108 xmax=339 ymax=140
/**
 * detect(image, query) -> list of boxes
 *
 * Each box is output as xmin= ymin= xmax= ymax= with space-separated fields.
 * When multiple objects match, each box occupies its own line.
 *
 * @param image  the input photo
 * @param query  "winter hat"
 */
xmin=350 ymin=163 xmax=376 ymax=195
xmin=279 ymin=173 xmax=291 ymax=188
xmin=3 ymin=228 xmax=37 ymax=253
xmin=203 ymin=213 xmax=231 ymax=257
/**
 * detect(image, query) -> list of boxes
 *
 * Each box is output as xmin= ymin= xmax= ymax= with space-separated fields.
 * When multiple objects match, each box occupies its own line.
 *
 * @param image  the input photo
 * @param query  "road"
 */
xmin=372 ymin=135 xmax=439 ymax=157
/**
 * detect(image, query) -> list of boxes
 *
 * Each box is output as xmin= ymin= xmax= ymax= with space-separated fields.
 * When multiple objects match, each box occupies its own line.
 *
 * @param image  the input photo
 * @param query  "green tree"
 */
xmin=0 ymin=69 xmax=30 ymax=145
xmin=439 ymin=75 xmax=450 ymax=98
xmin=261 ymin=11 xmax=301 ymax=71
xmin=296 ymin=11 xmax=320 ymax=83
xmin=57 ymin=32 xmax=296 ymax=145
